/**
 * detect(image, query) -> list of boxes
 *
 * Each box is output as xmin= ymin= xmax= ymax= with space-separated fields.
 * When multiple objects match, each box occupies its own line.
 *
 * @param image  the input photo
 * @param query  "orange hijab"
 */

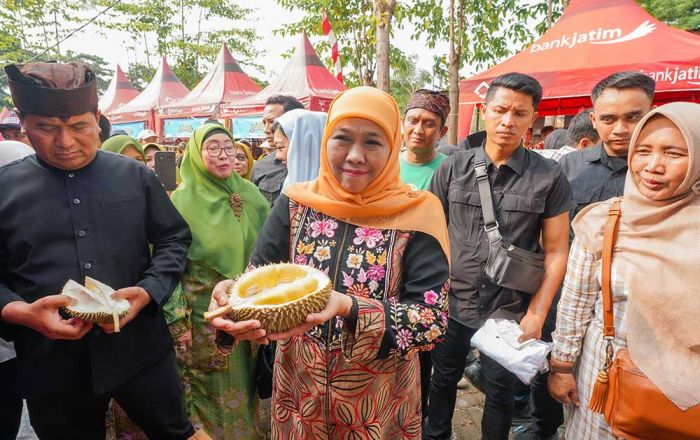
xmin=284 ymin=86 xmax=450 ymax=263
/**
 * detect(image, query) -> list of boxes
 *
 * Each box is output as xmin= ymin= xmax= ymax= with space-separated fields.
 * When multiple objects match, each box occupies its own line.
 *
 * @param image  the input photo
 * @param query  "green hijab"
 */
xmin=171 ymin=124 xmax=270 ymax=278
xmin=102 ymin=135 xmax=146 ymax=161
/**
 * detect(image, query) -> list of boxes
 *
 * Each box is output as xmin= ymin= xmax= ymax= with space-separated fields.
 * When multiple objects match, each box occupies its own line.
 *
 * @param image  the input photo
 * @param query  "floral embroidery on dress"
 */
xmin=346 ymin=253 xmax=363 ymax=269
xmin=308 ymin=217 xmax=338 ymax=238
xmin=313 ymin=245 xmax=331 ymax=262
xmin=424 ymin=290 xmax=438 ymax=305
xmin=353 ymin=227 xmax=385 ymax=248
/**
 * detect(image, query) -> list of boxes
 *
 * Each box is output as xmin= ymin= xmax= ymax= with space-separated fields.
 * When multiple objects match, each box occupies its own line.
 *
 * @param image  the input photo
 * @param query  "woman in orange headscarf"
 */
xmin=209 ymin=87 xmax=450 ymax=439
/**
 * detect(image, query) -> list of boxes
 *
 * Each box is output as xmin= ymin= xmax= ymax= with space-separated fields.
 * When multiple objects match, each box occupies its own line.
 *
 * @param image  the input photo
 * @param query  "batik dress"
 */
xmin=165 ymin=262 xmax=265 ymax=440
xmin=251 ymin=195 xmax=450 ymax=440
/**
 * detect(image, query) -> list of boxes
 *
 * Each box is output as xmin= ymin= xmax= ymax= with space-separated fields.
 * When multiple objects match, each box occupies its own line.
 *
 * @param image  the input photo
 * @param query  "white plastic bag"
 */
xmin=470 ymin=318 xmax=552 ymax=385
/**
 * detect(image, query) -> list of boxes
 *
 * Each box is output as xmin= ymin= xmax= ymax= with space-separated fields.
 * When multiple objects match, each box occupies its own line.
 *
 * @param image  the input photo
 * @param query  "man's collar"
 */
xmin=583 ymin=144 xmax=604 ymax=162
xmin=482 ymin=143 xmax=526 ymax=176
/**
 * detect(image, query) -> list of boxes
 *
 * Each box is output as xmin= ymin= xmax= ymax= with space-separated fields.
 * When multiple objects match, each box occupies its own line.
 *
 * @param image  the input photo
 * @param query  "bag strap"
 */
xmin=474 ymin=147 xmax=502 ymax=244
xmin=601 ymin=199 xmax=622 ymax=338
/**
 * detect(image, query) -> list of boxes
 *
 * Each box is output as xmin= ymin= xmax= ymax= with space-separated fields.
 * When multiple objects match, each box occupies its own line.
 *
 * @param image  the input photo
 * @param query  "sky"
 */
xmin=60 ymin=0 xmax=456 ymax=87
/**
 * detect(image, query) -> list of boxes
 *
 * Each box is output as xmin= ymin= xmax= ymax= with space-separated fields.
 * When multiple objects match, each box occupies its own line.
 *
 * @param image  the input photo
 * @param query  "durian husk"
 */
xmin=61 ymin=278 xmax=130 ymax=329
xmin=207 ymin=263 xmax=332 ymax=334
xmin=62 ymin=308 xmax=130 ymax=325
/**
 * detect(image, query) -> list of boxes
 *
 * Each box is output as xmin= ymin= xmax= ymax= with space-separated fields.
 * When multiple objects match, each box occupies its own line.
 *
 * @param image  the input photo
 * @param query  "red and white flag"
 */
xmin=321 ymin=9 xmax=344 ymax=84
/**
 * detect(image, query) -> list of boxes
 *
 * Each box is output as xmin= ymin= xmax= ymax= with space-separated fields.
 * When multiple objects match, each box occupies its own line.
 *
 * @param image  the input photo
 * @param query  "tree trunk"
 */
xmin=373 ymin=0 xmax=396 ymax=92
xmin=447 ymin=0 xmax=464 ymax=145
xmin=546 ymin=0 xmax=553 ymax=29
xmin=53 ymin=2 xmax=61 ymax=56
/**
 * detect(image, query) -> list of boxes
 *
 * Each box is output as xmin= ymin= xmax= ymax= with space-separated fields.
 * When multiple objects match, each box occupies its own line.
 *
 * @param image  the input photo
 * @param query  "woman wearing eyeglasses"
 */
xmin=164 ymin=124 xmax=270 ymax=439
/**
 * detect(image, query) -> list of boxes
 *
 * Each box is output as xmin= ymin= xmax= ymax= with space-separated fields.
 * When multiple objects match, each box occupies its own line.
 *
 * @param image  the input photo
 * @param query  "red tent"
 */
xmin=221 ymin=33 xmax=346 ymax=117
xmin=0 ymin=107 xmax=9 ymax=120
xmin=98 ymin=65 xmax=139 ymax=115
xmin=107 ymin=57 xmax=189 ymax=131
xmin=457 ymin=0 xmax=700 ymax=137
xmin=158 ymin=44 xmax=261 ymax=120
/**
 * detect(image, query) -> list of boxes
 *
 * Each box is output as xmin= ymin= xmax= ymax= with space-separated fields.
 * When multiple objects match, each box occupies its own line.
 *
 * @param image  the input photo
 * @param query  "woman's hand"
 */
xmin=548 ymin=371 xmax=580 ymax=406
xmin=267 ymin=291 xmax=353 ymax=342
xmin=207 ymin=279 xmax=269 ymax=344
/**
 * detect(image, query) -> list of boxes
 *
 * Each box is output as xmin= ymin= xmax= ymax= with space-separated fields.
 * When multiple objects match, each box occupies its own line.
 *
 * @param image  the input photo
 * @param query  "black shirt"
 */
xmin=559 ymin=144 xmax=627 ymax=224
xmin=251 ymin=153 xmax=287 ymax=206
xmin=429 ymin=147 xmax=573 ymax=328
xmin=0 ymin=151 xmax=191 ymax=398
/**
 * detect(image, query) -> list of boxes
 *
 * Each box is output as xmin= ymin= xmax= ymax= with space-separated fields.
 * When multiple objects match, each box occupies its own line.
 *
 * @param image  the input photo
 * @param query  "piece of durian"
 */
xmin=61 ymin=277 xmax=130 ymax=332
xmin=204 ymin=263 xmax=332 ymax=334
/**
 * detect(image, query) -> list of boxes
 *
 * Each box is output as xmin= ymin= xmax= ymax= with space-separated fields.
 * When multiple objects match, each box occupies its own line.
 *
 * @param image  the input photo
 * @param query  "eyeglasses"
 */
xmin=204 ymin=146 xmax=236 ymax=157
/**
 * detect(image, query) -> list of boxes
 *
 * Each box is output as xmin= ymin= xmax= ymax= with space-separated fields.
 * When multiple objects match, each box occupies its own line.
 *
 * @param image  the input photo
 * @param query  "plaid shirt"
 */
xmin=534 ymin=145 xmax=577 ymax=162
xmin=552 ymin=238 xmax=629 ymax=440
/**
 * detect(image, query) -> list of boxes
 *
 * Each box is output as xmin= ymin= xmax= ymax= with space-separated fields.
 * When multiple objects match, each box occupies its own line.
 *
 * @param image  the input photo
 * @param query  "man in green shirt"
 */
xmin=400 ymin=89 xmax=451 ymax=190
xmin=399 ymin=88 xmax=451 ymax=421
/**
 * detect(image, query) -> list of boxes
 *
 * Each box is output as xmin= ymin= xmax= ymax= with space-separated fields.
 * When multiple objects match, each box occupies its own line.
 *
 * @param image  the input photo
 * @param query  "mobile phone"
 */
xmin=154 ymin=151 xmax=177 ymax=191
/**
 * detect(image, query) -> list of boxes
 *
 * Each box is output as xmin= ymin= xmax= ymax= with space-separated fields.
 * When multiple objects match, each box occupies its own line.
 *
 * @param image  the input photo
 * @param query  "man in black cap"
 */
xmin=0 ymin=61 xmax=194 ymax=439
xmin=400 ymin=89 xmax=450 ymax=191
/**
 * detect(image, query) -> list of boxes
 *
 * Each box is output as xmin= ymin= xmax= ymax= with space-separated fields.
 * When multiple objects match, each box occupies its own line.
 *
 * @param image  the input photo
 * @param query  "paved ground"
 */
xmin=19 ymin=383 xmax=560 ymax=440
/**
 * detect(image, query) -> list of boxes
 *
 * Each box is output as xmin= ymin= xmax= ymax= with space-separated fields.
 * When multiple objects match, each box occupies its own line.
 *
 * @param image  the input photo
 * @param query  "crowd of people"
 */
xmin=0 ymin=59 xmax=698 ymax=440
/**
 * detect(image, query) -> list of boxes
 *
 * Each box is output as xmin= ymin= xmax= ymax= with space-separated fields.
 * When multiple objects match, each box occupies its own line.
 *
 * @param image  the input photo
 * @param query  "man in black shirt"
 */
xmin=560 ymin=71 xmax=655 ymax=221
xmin=0 ymin=62 xmax=194 ymax=439
xmin=425 ymin=73 xmax=573 ymax=440
xmin=251 ymin=95 xmax=304 ymax=206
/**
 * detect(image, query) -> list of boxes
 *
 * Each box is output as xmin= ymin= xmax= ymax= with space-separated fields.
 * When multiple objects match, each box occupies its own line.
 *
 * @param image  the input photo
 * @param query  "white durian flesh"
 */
xmin=61 ymin=277 xmax=130 ymax=331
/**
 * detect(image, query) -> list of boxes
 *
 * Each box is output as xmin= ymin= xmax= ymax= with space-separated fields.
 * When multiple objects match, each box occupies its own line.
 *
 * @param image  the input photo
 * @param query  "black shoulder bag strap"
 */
xmin=474 ymin=147 xmax=503 ymax=249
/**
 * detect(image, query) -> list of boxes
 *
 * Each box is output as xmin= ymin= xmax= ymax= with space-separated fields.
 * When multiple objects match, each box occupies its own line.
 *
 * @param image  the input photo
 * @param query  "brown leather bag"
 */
xmin=587 ymin=199 xmax=700 ymax=440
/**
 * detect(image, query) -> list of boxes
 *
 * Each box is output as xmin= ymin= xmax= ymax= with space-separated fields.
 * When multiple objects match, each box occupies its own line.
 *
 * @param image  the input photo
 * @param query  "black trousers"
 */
xmin=26 ymin=351 xmax=193 ymax=440
xmin=0 ymin=358 xmax=22 ymax=440
xmin=529 ymin=295 xmax=564 ymax=437
xmin=425 ymin=318 xmax=517 ymax=440
xmin=419 ymin=350 xmax=432 ymax=418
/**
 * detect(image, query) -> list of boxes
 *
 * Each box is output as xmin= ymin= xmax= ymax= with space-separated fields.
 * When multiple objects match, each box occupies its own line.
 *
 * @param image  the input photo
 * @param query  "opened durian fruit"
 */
xmin=61 ymin=277 xmax=130 ymax=332
xmin=204 ymin=263 xmax=332 ymax=334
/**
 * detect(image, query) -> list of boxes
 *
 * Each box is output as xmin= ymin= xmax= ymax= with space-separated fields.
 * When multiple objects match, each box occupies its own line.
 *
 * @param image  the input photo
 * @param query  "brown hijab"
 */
xmin=573 ymin=102 xmax=700 ymax=410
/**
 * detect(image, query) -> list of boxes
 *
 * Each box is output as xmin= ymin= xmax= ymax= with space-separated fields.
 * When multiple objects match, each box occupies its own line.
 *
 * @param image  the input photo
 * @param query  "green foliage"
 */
xmin=275 ymin=0 xmax=380 ymax=87
xmin=407 ymin=0 xmax=561 ymax=76
xmin=390 ymin=50 xmax=432 ymax=110
xmin=95 ymin=0 xmax=262 ymax=89
xmin=638 ymin=0 xmax=700 ymax=30
xmin=0 ymin=1 xmax=110 ymax=106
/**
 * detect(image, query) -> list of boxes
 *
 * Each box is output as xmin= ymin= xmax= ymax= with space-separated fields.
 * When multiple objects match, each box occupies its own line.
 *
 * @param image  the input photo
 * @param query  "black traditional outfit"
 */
xmin=0 ymin=62 xmax=194 ymax=440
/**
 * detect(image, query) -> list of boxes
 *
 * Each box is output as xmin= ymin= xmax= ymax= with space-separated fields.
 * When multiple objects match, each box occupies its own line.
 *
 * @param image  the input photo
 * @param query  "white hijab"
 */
xmin=0 ymin=140 xmax=33 ymax=167
xmin=0 ymin=140 xmax=33 ymax=362
xmin=276 ymin=109 xmax=327 ymax=188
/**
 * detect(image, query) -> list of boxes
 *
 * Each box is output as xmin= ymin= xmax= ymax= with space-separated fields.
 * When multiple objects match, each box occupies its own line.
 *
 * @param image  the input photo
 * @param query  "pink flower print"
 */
xmin=367 ymin=264 xmax=385 ymax=282
xmin=294 ymin=254 xmax=308 ymax=265
xmin=424 ymin=290 xmax=439 ymax=305
xmin=357 ymin=267 xmax=368 ymax=283
xmin=353 ymin=227 xmax=384 ymax=248
xmin=342 ymin=271 xmax=355 ymax=289
xmin=396 ymin=328 xmax=414 ymax=350
xmin=310 ymin=219 xmax=338 ymax=238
